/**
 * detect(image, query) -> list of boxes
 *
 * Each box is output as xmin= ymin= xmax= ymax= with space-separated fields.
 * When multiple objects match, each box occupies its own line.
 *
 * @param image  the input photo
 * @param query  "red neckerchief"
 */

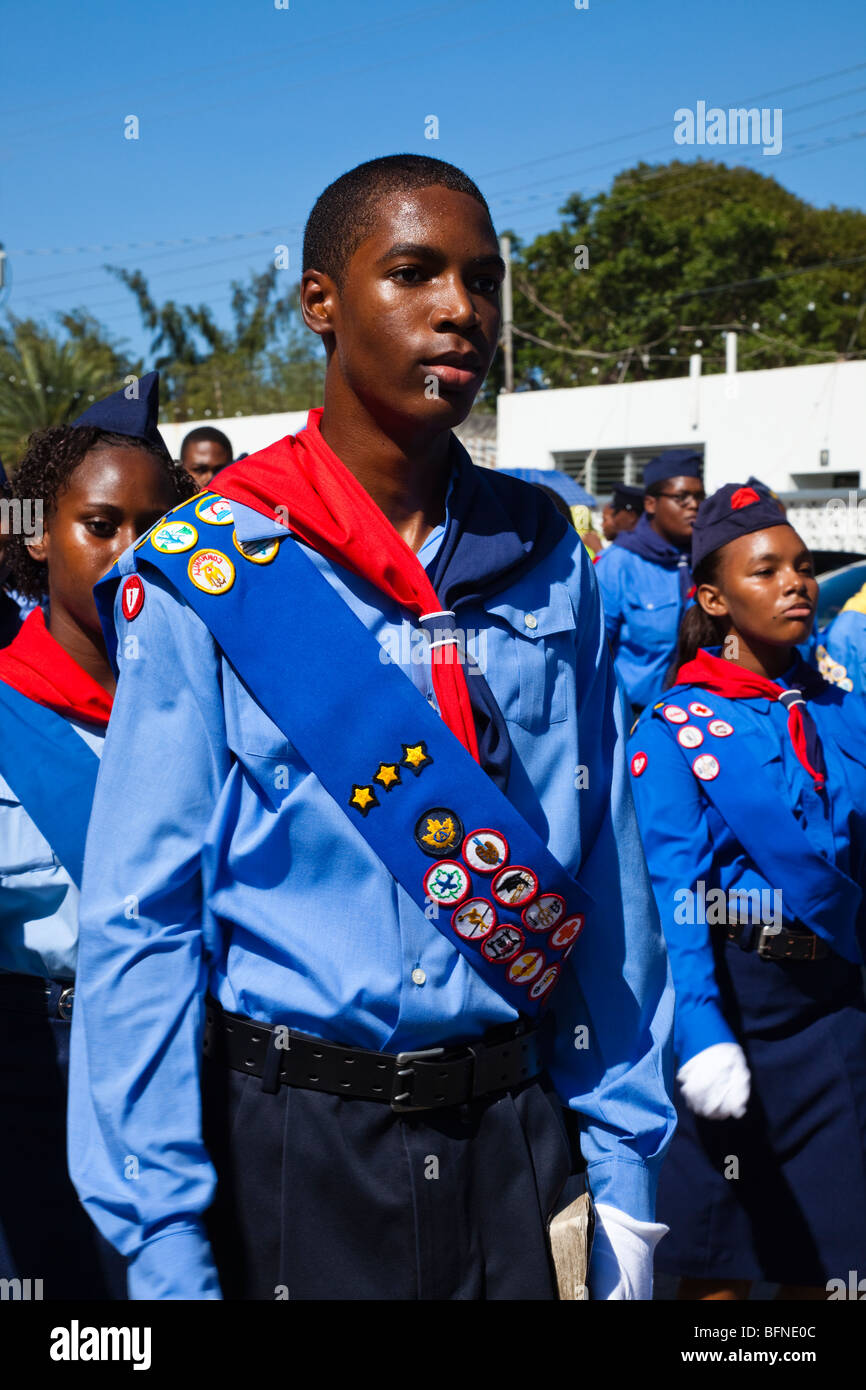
xmin=216 ymin=408 xmax=480 ymax=762
xmin=676 ymin=647 xmax=825 ymax=791
xmin=0 ymin=607 xmax=113 ymax=727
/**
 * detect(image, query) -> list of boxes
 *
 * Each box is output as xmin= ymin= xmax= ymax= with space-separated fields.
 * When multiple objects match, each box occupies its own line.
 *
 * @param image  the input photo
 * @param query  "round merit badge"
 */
xmin=121 ymin=575 xmax=145 ymax=620
xmin=188 ymin=548 xmax=236 ymax=595
xmin=423 ymin=861 xmax=471 ymax=908
xmin=549 ymin=914 xmax=585 ymax=950
xmin=630 ymin=752 xmax=648 ymax=777
xmin=688 ymin=701 xmax=714 ymax=718
xmin=150 ymin=519 xmax=198 ymax=554
xmin=528 ymin=964 xmax=560 ymax=1002
xmin=491 ymin=865 xmax=539 ymax=908
xmin=522 ymin=893 xmax=566 ymax=933
xmin=662 ymin=705 xmax=688 ymax=724
xmin=708 ymin=719 xmax=733 ymax=738
xmin=233 ymin=532 xmax=279 ymax=565
xmin=414 ymin=808 xmax=464 ymax=858
xmin=462 ymin=828 xmax=509 ymax=874
xmin=194 ymin=495 xmax=234 ymax=526
xmin=692 ymin=753 xmax=720 ymax=782
xmin=452 ymin=898 xmax=497 ymax=941
xmin=481 ymin=925 xmax=524 ymax=964
xmin=506 ymin=950 xmax=546 ymax=986
xmin=677 ymin=724 xmax=704 ymax=749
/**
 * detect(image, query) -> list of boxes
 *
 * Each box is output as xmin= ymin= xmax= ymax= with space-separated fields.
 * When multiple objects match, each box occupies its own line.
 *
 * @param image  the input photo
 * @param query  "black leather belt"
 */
xmin=203 ymin=997 xmax=542 ymax=1111
xmin=726 ymin=922 xmax=829 ymax=961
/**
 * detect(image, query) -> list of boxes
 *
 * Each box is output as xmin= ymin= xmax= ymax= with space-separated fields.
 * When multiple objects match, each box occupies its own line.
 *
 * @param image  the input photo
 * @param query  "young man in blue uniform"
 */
xmin=600 ymin=482 xmax=644 ymax=546
xmin=595 ymin=451 xmax=703 ymax=715
xmin=68 ymin=154 xmax=675 ymax=1301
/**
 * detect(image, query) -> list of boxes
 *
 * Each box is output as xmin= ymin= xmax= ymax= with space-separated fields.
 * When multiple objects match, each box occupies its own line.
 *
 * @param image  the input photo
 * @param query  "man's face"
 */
xmin=645 ymin=475 xmax=705 ymax=545
xmin=26 ymin=446 xmax=177 ymax=638
xmin=182 ymin=441 xmax=230 ymax=490
xmin=305 ymin=185 xmax=504 ymax=435
xmin=601 ymin=503 xmax=638 ymax=541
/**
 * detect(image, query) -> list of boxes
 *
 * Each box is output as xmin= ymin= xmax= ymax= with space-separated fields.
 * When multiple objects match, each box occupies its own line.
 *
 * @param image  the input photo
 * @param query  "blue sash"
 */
xmin=651 ymin=695 xmax=862 ymax=960
xmin=0 ymin=680 xmax=99 ymax=888
xmin=97 ymin=496 xmax=595 ymax=1016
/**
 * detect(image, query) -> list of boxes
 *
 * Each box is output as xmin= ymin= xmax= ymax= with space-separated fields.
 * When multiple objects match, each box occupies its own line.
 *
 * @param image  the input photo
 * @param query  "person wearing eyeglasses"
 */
xmin=596 ymin=451 xmax=704 ymax=717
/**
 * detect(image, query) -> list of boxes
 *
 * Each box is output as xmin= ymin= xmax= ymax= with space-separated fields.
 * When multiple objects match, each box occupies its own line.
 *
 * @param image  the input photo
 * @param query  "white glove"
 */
xmin=588 ymin=1202 xmax=669 ymax=1300
xmin=677 ymin=1041 xmax=751 ymax=1120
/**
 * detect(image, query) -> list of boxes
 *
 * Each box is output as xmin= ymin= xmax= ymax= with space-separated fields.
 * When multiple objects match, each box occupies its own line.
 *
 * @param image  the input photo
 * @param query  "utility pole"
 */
xmin=499 ymin=234 xmax=514 ymax=393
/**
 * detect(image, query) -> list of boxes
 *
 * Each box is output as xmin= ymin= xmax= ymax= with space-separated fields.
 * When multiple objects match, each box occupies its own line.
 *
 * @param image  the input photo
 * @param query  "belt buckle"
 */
xmin=57 ymin=986 xmax=75 ymax=1021
xmin=757 ymin=924 xmax=783 ymax=959
xmin=390 ymin=1047 xmax=446 ymax=1113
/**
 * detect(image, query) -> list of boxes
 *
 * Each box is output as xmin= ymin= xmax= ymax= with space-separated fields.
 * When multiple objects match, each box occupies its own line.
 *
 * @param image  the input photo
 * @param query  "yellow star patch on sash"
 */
xmin=349 ymin=784 xmax=379 ymax=817
xmin=373 ymin=762 xmax=401 ymax=791
xmin=400 ymin=741 xmax=433 ymax=776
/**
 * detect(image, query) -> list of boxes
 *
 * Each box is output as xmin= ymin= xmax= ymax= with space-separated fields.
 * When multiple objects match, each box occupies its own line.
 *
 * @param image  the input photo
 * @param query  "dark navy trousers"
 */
xmin=0 ymin=972 xmax=127 ymax=1300
xmin=201 ymin=1053 xmax=573 ymax=1300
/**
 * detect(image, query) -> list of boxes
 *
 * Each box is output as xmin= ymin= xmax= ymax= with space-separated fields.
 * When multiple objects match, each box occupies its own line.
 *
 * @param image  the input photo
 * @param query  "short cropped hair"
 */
xmin=303 ymin=154 xmax=494 ymax=288
xmin=180 ymin=426 xmax=233 ymax=462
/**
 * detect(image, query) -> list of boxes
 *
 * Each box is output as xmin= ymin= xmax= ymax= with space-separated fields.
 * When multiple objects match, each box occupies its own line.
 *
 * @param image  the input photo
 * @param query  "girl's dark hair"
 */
xmin=6 ymin=424 xmax=196 ymax=600
xmin=664 ymin=548 xmax=727 ymax=688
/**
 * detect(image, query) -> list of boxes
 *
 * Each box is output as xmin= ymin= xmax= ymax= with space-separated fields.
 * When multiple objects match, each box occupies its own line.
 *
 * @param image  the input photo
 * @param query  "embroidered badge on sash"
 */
xmin=401 ymin=742 xmax=433 ymax=775
xmin=506 ymin=950 xmax=546 ymax=985
xmin=528 ymin=965 xmax=560 ymax=1001
xmin=522 ymin=893 xmax=566 ymax=933
xmin=549 ymin=914 xmax=585 ymax=949
xmin=491 ymin=865 xmax=539 ymax=908
xmin=630 ymin=752 xmax=648 ymax=777
xmin=195 ymin=495 xmax=234 ymax=526
xmin=677 ymin=725 xmax=704 ymax=749
xmin=692 ymin=753 xmax=720 ymax=782
xmin=662 ymin=705 xmax=688 ymax=724
xmin=424 ymin=861 xmax=471 ymax=908
xmin=151 ymin=520 xmax=198 ymax=554
xmin=232 ymin=532 xmax=279 ymax=565
xmin=688 ymin=701 xmax=714 ymax=718
xmin=452 ymin=898 xmax=497 ymax=941
xmin=708 ymin=719 xmax=733 ymax=738
xmin=481 ymin=925 xmax=524 ymax=963
xmin=349 ymin=784 xmax=379 ymax=816
xmin=414 ymin=808 xmax=464 ymax=858
xmin=462 ymin=829 xmax=509 ymax=874
xmin=121 ymin=575 xmax=145 ymax=621
xmin=373 ymin=762 xmax=401 ymax=792
xmin=188 ymin=549 xmax=235 ymax=594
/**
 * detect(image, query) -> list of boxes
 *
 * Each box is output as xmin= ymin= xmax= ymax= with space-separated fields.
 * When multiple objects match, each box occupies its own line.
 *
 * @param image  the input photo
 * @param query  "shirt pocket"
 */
xmin=221 ymin=667 xmax=295 ymax=802
xmin=484 ymin=582 xmax=576 ymax=732
xmin=623 ymin=594 xmax=680 ymax=650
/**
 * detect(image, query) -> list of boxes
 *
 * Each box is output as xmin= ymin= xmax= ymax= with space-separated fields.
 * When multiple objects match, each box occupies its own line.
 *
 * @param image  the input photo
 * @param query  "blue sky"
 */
xmin=2 ymin=0 xmax=865 ymax=365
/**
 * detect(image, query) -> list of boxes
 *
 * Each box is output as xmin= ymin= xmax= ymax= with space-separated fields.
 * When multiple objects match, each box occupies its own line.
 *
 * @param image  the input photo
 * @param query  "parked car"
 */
xmin=816 ymin=559 xmax=866 ymax=631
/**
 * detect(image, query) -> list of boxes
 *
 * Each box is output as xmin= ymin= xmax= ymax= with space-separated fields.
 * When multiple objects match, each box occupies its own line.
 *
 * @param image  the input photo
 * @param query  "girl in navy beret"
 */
xmin=628 ymin=483 xmax=866 ymax=1300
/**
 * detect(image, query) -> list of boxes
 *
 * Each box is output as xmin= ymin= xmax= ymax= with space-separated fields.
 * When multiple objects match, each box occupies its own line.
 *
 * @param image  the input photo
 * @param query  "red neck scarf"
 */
xmin=676 ymin=647 xmax=826 ymax=791
xmin=0 ymin=607 xmax=113 ymax=727
xmin=217 ymin=408 xmax=480 ymax=762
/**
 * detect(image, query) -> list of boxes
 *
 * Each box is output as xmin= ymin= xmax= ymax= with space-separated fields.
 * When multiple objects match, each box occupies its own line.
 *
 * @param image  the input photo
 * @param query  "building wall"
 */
xmin=496 ymin=360 xmax=866 ymax=495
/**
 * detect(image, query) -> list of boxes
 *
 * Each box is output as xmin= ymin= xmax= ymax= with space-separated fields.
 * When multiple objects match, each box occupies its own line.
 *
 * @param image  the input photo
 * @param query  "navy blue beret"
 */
xmin=72 ymin=370 xmax=167 ymax=452
xmin=691 ymin=482 xmax=791 ymax=570
xmin=611 ymin=483 xmax=644 ymax=512
xmin=643 ymin=449 xmax=703 ymax=490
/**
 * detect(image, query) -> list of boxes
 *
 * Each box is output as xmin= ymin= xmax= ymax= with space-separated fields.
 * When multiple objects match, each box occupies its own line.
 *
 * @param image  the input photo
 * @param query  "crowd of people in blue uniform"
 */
xmin=1 ymin=153 xmax=865 ymax=1304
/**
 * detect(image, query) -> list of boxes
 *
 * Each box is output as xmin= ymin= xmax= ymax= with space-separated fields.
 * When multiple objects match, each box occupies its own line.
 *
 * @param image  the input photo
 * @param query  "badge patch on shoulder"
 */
xmin=452 ymin=897 xmax=497 ymax=940
xmin=233 ymin=532 xmax=279 ymax=565
xmin=195 ymin=495 xmax=234 ymax=526
xmin=491 ymin=865 xmax=539 ymax=908
xmin=692 ymin=753 xmax=720 ymax=781
xmin=151 ymin=520 xmax=198 ymax=554
xmin=188 ymin=549 xmax=235 ymax=594
xmin=121 ymin=575 xmax=145 ymax=620
xmin=462 ymin=829 xmax=509 ymax=874
xmin=415 ymin=808 xmax=464 ymax=858
xmin=424 ymin=860 xmax=471 ymax=908
xmin=630 ymin=751 xmax=648 ymax=777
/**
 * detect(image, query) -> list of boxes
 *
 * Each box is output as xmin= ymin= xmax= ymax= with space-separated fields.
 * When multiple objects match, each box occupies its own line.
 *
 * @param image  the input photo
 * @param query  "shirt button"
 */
xmin=411 ymin=968 xmax=427 ymax=986
xmin=524 ymin=613 xmax=538 ymax=630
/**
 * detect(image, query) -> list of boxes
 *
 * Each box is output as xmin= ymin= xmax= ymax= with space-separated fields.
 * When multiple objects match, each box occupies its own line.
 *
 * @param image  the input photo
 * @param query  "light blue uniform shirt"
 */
xmin=69 ymin=491 xmax=675 ymax=1300
xmin=595 ymin=547 xmax=687 ymax=712
xmin=0 ymin=717 xmax=105 ymax=981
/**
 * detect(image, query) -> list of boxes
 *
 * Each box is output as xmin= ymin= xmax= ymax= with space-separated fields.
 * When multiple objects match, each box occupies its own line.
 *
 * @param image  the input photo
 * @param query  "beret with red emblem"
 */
xmin=690 ymin=482 xmax=791 ymax=570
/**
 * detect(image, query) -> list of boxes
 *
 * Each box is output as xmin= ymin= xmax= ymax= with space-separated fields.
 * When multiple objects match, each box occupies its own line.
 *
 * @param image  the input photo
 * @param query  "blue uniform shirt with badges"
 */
xmin=595 ymin=546 xmax=686 ymax=711
xmin=627 ymin=671 xmax=866 ymax=1068
xmin=68 ymin=480 xmax=676 ymax=1300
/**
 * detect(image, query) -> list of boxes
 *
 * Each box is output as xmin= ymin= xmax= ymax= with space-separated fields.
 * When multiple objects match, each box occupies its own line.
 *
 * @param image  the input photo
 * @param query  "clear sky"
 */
xmin=2 ymin=0 xmax=865 ymax=364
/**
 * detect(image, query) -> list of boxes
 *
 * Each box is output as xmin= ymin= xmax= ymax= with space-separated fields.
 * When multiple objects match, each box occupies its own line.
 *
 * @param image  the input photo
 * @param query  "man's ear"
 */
xmin=25 ymin=522 xmax=49 ymax=566
xmin=301 ymin=269 xmax=339 ymax=342
xmin=644 ymin=494 xmax=657 ymax=517
xmin=697 ymin=582 xmax=729 ymax=619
